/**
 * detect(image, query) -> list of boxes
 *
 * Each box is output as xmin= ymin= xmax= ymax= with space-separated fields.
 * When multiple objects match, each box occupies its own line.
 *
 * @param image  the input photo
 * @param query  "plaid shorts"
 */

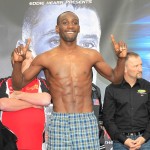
xmin=47 ymin=112 xmax=99 ymax=150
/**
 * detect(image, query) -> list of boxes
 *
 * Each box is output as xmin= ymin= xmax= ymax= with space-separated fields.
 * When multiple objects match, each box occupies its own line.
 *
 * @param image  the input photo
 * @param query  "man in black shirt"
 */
xmin=103 ymin=52 xmax=150 ymax=150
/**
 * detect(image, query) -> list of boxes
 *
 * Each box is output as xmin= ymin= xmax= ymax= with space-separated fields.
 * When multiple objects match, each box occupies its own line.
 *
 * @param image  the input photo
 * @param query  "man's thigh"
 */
xmin=113 ymin=141 xmax=128 ymax=150
xmin=141 ymin=139 xmax=150 ymax=150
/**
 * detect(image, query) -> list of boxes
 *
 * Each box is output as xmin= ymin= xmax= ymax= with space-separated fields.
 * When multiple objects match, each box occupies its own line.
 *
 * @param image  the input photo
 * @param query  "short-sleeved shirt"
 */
xmin=0 ymin=76 xmax=49 ymax=150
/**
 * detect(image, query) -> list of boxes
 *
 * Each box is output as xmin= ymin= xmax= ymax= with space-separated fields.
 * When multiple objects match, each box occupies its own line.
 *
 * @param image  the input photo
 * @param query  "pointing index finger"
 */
xmin=26 ymin=38 xmax=31 ymax=49
xmin=111 ymin=34 xmax=116 ymax=45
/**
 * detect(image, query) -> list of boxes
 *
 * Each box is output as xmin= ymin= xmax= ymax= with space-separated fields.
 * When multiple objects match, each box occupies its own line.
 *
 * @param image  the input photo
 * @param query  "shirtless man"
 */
xmin=12 ymin=11 xmax=127 ymax=149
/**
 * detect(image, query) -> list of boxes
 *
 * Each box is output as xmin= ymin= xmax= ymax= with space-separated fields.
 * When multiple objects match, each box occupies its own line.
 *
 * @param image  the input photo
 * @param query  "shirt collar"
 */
xmin=121 ymin=78 xmax=141 ymax=87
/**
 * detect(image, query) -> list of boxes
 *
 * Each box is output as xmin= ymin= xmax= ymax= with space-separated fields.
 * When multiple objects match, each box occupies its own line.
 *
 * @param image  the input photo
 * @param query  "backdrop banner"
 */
xmin=1 ymin=0 xmax=150 ymax=149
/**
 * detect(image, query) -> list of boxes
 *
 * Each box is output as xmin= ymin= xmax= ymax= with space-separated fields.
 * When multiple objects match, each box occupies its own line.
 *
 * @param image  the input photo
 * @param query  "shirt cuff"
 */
xmin=115 ymin=133 xmax=128 ymax=144
xmin=143 ymin=131 xmax=150 ymax=142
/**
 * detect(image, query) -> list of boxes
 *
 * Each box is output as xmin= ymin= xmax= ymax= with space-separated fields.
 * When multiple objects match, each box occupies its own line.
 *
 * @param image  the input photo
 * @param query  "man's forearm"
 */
xmin=12 ymin=92 xmax=51 ymax=106
xmin=12 ymin=62 xmax=23 ymax=90
xmin=0 ymin=98 xmax=33 ymax=111
xmin=113 ymin=57 xmax=126 ymax=84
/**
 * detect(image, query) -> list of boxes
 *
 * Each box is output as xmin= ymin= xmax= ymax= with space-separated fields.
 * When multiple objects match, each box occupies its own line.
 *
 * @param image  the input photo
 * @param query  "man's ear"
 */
xmin=55 ymin=25 xmax=59 ymax=33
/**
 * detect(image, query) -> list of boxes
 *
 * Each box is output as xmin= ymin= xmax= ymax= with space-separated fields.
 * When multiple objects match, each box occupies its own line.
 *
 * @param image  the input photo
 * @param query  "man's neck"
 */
xmin=59 ymin=41 xmax=78 ymax=51
xmin=124 ymin=76 xmax=137 ymax=87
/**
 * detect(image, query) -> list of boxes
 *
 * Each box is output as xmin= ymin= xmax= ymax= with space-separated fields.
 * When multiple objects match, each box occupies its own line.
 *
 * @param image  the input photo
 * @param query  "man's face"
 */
xmin=56 ymin=12 xmax=80 ymax=43
xmin=24 ymin=5 xmax=101 ymax=55
xmin=125 ymin=56 xmax=143 ymax=79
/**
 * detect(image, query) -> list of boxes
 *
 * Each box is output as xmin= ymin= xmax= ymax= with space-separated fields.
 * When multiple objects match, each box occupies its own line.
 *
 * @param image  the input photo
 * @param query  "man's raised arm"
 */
xmin=111 ymin=34 xmax=127 ymax=84
xmin=12 ymin=39 xmax=31 ymax=90
xmin=94 ymin=34 xmax=127 ymax=84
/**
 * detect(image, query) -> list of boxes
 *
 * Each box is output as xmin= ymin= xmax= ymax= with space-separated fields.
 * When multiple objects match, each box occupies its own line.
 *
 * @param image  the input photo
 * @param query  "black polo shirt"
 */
xmin=103 ymin=78 xmax=150 ymax=144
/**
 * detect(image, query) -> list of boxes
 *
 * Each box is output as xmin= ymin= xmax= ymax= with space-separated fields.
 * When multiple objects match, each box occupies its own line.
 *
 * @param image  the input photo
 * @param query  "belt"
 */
xmin=122 ymin=130 xmax=144 ymax=136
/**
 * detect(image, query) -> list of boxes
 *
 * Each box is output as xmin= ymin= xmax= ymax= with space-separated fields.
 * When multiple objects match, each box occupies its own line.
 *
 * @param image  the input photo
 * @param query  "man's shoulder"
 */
xmin=139 ymin=78 xmax=149 ymax=83
xmin=138 ymin=78 xmax=150 ymax=87
xmin=37 ymin=48 xmax=56 ymax=56
xmin=79 ymin=47 xmax=101 ymax=58
xmin=81 ymin=47 xmax=99 ymax=52
xmin=106 ymin=83 xmax=121 ymax=90
xmin=0 ymin=76 xmax=11 ymax=80
xmin=0 ymin=76 xmax=10 ymax=98
xmin=107 ymin=82 xmax=120 ymax=87
xmin=0 ymin=76 xmax=11 ymax=84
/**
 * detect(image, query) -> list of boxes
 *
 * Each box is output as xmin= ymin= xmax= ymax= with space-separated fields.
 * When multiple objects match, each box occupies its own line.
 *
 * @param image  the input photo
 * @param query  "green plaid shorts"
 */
xmin=47 ymin=111 xmax=99 ymax=150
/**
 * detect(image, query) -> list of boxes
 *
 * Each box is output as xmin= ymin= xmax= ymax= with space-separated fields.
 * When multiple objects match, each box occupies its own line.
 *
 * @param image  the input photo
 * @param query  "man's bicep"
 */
xmin=23 ymin=64 xmax=43 ymax=82
xmin=92 ymin=51 xmax=113 ymax=80
xmin=94 ymin=61 xmax=113 ymax=81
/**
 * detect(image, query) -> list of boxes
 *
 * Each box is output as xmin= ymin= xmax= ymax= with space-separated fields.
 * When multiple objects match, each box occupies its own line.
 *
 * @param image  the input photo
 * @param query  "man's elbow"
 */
xmin=0 ymin=99 xmax=9 ymax=111
xmin=12 ymin=80 xmax=22 ymax=90
xmin=112 ymin=79 xmax=123 ymax=84
xmin=42 ymin=93 xmax=51 ymax=106
xmin=12 ymin=85 xmax=22 ymax=91
xmin=12 ymin=77 xmax=28 ymax=90
xmin=111 ymin=74 xmax=123 ymax=84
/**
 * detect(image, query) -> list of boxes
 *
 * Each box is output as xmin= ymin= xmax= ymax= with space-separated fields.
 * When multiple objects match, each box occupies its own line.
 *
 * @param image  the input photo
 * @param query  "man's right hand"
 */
xmin=13 ymin=38 xmax=31 ymax=62
xmin=124 ymin=138 xmax=138 ymax=150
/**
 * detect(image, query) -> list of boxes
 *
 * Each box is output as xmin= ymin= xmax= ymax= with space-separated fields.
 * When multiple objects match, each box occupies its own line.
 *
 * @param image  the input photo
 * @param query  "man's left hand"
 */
xmin=111 ymin=34 xmax=127 ymax=58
